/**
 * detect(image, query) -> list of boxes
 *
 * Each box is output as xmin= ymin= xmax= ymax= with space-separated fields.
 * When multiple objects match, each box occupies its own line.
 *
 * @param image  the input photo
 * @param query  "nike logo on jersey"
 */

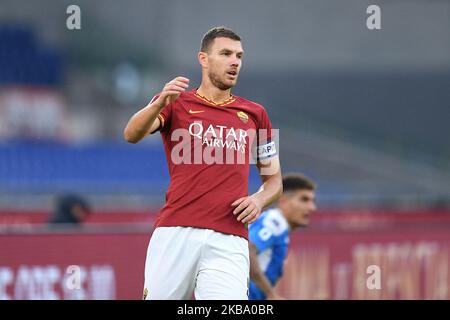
xmin=189 ymin=109 xmax=205 ymax=114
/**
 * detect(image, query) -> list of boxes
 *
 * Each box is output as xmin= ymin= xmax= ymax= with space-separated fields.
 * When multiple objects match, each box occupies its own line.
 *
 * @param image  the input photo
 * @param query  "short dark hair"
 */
xmin=200 ymin=26 xmax=241 ymax=53
xmin=282 ymin=173 xmax=316 ymax=193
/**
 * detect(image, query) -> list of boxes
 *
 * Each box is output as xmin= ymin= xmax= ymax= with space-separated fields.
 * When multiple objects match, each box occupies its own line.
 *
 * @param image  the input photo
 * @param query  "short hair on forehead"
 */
xmin=200 ymin=26 xmax=241 ymax=53
xmin=282 ymin=173 xmax=316 ymax=193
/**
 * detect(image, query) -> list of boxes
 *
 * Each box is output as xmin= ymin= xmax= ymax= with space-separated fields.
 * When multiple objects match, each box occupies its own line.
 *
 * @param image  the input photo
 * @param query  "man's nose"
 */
xmin=231 ymin=57 xmax=240 ymax=67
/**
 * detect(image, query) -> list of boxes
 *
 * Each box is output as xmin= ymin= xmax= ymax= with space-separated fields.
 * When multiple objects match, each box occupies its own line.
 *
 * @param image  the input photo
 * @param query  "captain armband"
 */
xmin=257 ymin=141 xmax=277 ymax=160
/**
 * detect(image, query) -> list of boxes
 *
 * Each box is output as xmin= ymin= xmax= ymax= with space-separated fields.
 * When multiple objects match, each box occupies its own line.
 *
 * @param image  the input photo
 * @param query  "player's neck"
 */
xmin=196 ymin=84 xmax=232 ymax=105
xmin=278 ymin=207 xmax=294 ymax=231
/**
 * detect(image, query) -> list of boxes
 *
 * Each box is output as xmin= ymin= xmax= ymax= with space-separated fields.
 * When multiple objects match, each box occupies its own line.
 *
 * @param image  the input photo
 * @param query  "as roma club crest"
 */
xmin=237 ymin=111 xmax=249 ymax=123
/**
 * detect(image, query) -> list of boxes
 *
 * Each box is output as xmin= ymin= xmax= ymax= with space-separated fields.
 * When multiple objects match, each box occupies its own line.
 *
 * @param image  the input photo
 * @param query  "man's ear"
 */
xmin=198 ymin=51 xmax=208 ymax=68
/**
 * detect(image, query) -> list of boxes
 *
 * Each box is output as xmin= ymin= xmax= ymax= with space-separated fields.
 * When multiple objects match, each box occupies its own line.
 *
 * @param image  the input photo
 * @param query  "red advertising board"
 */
xmin=277 ymin=228 xmax=450 ymax=299
xmin=0 ymin=231 xmax=150 ymax=300
xmin=1 ymin=213 xmax=449 ymax=300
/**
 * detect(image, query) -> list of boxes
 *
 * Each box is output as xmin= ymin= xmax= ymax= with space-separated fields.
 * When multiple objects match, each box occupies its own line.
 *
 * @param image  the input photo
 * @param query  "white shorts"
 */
xmin=143 ymin=226 xmax=249 ymax=300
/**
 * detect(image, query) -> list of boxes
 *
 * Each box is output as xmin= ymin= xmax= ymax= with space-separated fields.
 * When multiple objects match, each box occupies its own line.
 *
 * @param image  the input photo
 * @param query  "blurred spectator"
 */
xmin=47 ymin=194 xmax=91 ymax=226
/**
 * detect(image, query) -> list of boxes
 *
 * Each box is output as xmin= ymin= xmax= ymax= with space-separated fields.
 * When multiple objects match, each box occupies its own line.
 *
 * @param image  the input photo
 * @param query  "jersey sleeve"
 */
xmin=249 ymin=218 xmax=276 ymax=252
xmin=256 ymin=107 xmax=277 ymax=161
xmin=149 ymin=94 xmax=173 ymax=134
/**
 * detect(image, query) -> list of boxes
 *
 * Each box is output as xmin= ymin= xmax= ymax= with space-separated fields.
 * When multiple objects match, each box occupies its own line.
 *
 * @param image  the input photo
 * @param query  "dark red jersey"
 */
xmin=152 ymin=89 xmax=276 ymax=239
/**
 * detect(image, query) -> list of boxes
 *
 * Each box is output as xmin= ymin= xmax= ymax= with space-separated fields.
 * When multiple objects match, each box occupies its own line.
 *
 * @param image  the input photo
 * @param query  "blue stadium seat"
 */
xmin=0 ymin=141 xmax=269 ymax=195
xmin=0 ymin=24 xmax=63 ymax=86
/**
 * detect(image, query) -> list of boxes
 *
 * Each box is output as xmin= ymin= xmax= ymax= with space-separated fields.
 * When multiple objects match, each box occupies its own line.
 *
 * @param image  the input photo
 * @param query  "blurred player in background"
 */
xmin=124 ymin=26 xmax=282 ymax=299
xmin=249 ymin=173 xmax=316 ymax=300
xmin=47 ymin=194 xmax=91 ymax=227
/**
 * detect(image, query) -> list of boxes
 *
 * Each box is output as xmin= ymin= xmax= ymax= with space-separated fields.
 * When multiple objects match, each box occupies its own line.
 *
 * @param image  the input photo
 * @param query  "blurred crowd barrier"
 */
xmin=279 ymin=226 xmax=450 ymax=299
xmin=1 ymin=209 xmax=449 ymax=300
xmin=0 ymin=231 xmax=150 ymax=299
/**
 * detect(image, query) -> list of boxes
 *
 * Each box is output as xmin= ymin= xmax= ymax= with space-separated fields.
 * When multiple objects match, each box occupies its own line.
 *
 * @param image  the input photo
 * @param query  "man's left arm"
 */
xmin=232 ymin=155 xmax=282 ymax=224
xmin=249 ymin=241 xmax=285 ymax=299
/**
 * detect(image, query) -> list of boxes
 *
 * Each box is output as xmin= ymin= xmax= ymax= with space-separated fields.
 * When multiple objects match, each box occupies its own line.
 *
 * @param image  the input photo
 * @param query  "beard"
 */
xmin=208 ymin=70 xmax=235 ymax=90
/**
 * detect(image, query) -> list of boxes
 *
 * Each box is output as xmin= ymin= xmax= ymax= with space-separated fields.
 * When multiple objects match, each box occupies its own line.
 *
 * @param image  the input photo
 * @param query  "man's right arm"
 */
xmin=123 ymin=99 xmax=164 ymax=143
xmin=249 ymin=242 xmax=284 ymax=300
xmin=123 ymin=76 xmax=189 ymax=143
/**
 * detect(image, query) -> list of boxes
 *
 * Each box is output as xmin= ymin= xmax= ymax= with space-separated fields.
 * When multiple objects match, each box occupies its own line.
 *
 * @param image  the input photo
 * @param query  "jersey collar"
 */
xmin=194 ymin=89 xmax=236 ymax=107
xmin=269 ymin=208 xmax=291 ymax=233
